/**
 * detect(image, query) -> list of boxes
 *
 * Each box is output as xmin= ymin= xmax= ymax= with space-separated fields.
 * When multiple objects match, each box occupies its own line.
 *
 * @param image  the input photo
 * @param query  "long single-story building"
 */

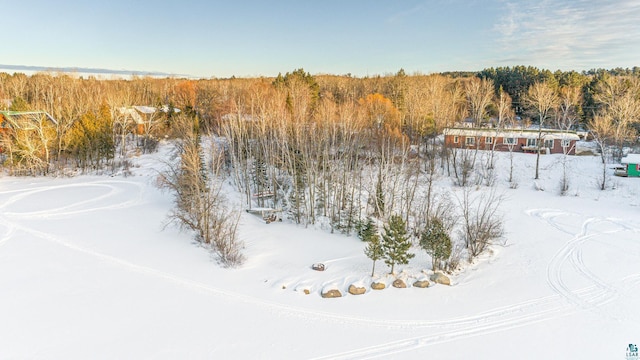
xmin=443 ymin=127 xmax=580 ymax=155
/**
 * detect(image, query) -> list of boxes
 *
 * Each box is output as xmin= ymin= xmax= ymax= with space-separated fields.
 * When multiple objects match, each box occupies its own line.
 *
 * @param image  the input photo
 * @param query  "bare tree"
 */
xmin=465 ymin=77 xmax=494 ymax=127
xmin=460 ymin=78 xmax=494 ymax=183
xmin=491 ymin=87 xmax=514 ymax=167
xmin=589 ymin=114 xmax=616 ymax=190
xmin=556 ymin=86 xmax=581 ymax=195
xmin=526 ymin=81 xmax=559 ymax=180
xmin=1 ymin=112 xmax=56 ymax=175
xmin=457 ymin=187 xmax=504 ymax=261
xmin=594 ymin=76 xmax=640 ymax=162
xmin=160 ymin=114 xmax=244 ymax=267
xmin=139 ymin=108 xmax=162 ymax=153
xmin=450 ymin=145 xmax=474 ymax=187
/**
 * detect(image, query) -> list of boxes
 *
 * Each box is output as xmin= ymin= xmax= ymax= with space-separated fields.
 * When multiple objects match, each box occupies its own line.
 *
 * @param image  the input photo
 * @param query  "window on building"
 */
xmin=544 ymin=139 xmax=554 ymax=148
xmin=453 ymin=136 xmax=459 ymax=144
xmin=561 ymin=139 xmax=570 ymax=148
xmin=503 ymin=137 xmax=516 ymax=145
xmin=465 ymin=137 xmax=475 ymax=146
xmin=485 ymin=136 xmax=493 ymax=144
xmin=526 ymin=138 xmax=537 ymax=147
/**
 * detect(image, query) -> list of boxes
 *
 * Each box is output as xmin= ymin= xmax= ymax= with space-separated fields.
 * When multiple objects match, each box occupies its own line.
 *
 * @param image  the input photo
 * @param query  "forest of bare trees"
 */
xmin=1 ymin=67 xmax=639 ymax=268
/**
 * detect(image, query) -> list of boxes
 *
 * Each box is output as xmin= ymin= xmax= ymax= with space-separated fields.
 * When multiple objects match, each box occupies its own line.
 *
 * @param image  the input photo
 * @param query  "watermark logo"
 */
xmin=627 ymin=344 xmax=639 ymax=360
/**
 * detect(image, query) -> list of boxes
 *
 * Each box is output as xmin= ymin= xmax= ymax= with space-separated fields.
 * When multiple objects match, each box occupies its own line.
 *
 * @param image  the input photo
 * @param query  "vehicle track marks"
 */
xmin=3 ymin=186 xmax=639 ymax=359
xmin=529 ymin=209 xmax=640 ymax=314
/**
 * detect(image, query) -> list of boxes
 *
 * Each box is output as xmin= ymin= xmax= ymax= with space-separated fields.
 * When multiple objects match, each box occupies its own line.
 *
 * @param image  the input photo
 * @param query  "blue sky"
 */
xmin=2 ymin=0 xmax=639 ymax=78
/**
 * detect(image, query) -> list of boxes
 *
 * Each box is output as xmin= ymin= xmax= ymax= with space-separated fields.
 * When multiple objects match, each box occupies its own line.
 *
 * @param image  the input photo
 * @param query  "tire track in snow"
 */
xmin=311 ymin=306 xmax=574 ymax=360
xmin=4 ymin=184 xmax=640 ymax=360
xmin=527 ymin=209 xmax=610 ymax=308
xmin=545 ymin=216 xmax=600 ymax=309
xmin=313 ymin=277 xmax=640 ymax=360
xmin=0 ymin=224 xmax=16 ymax=248
xmin=569 ymin=238 xmax=618 ymax=307
xmin=0 ymin=180 xmax=145 ymax=219
xmin=525 ymin=208 xmax=576 ymax=235
xmin=12 ymin=216 xmax=604 ymax=330
xmin=529 ymin=209 xmax=639 ymax=312
xmin=310 ymin=211 xmax=640 ymax=360
xmin=314 ymin=278 xmax=640 ymax=360
xmin=0 ymin=184 xmax=609 ymax=331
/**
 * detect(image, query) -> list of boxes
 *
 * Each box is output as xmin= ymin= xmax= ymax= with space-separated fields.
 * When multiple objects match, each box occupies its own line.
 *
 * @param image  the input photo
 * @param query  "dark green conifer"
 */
xmin=363 ymin=221 xmax=383 ymax=277
xmin=419 ymin=218 xmax=452 ymax=271
xmin=381 ymin=215 xmax=414 ymax=275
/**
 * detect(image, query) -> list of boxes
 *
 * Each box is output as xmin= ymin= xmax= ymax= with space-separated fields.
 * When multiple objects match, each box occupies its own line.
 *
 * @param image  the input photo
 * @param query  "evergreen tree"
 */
xmin=9 ymin=96 xmax=30 ymax=111
xmin=419 ymin=218 xmax=452 ymax=271
xmin=272 ymin=68 xmax=320 ymax=109
xmin=381 ymin=215 xmax=414 ymax=275
xmin=96 ymin=103 xmax=115 ymax=163
xmin=67 ymin=104 xmax=114 ymax=169
xmin=357 ymin=217 xmax=377 ymax=242
xmin=288 ymin=148 xmax=306 ymax=224
xmin=363 ymin=221 xmax=383 ymax=277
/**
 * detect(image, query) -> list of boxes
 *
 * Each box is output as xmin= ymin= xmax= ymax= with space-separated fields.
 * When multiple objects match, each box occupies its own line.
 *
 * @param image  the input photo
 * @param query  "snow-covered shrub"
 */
xmin=457 ymin=188 xmax=505 ymax=261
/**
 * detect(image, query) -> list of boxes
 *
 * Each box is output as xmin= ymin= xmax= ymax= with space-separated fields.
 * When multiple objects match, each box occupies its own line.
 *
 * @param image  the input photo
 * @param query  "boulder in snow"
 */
xmin=321 ymin=289 xmax=342 ymax=298
xmin=371 ymin=282 xmax=386 ymax=290
xmin=312 ymin=263 xmax=325 ymax=271
xmin=392 ymin=279 xmax=407 ymax=288
xmin=296 ymin=286 xmax=311 ymax=295
xmin=412 ymin=280 xmax=430 ymax=288
xmin=430 ymin=272 xmax=451 ymax=286
xmin=348 ymin=284 xmax=366 ymax=295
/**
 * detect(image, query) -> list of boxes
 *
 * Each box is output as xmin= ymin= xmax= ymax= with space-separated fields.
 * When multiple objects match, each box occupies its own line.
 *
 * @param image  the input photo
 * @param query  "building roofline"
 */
xmin=443 ymin=127 xmax=580 ymax=140
xmin=0 ymin=110 xmax=58 ymax=126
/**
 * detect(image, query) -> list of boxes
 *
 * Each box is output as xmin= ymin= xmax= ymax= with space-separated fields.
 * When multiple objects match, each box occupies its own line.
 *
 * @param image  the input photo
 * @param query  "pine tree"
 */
xmin=96 ymin=103 xmax=115 ymax=162
xmin=419 ymin=217 xmax=452 ymax=271
xmin=357 ymin=217 xmax=377 ymax=242
xmin=360 ymin=218 xmax=386 ymax=276
xmin=381 ymin=214 xmax=414 ymax=275
xmin=9 ymin=96 xmax=30 ymax=111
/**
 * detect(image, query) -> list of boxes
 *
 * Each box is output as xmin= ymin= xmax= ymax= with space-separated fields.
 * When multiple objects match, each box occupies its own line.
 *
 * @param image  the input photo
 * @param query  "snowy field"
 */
xmin=1 ymin=144 xmax=639 ymax=359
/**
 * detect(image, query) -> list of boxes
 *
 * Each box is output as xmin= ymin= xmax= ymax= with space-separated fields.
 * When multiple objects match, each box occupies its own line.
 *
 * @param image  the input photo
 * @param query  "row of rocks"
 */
xmin=321 ymin=273 xmax=451 ymax=298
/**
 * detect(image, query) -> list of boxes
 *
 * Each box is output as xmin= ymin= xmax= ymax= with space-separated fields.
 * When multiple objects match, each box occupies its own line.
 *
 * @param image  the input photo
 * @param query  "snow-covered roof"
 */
xmin=133 ymin=106 xmax=156 ymax=114
xmin=159 ymin=105 xmax=180 ymax=113
xmin=117 ymin=105 xmax=180 ymax=124
xmin=117 ymin=107 xmax=144 ymax=124
xmin=621 ymin=154 xmax=640 ymax=164
xmin=0 ymin=110 xmax=58 ymax=127
xmin=443 ymin=127 xmax=580 ymax=141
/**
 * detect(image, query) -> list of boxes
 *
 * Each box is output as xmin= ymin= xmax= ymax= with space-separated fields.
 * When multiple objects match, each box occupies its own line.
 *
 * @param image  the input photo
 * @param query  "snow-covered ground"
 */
xmin=1 ymin=145 xmax=639 ymax=359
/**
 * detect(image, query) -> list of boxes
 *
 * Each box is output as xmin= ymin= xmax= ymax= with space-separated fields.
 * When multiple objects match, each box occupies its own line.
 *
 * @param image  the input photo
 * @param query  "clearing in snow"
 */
xmin=1 ymin=144 xmax=639 ymax=359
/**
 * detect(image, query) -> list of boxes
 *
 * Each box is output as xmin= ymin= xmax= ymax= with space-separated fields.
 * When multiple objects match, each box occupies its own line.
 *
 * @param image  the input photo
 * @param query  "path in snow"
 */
xmin=312 ymin=208 xmax=640 ymax=359
xmin=2 ymin=180 xmax=639 ymax=359
xmin=527 ymin=209 xmax=640 ymax=315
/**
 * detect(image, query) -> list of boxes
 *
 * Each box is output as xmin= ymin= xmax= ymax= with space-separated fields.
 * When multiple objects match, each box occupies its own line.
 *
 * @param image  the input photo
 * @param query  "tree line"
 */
xmin=1 ymin=67 xmax=638 ymax=269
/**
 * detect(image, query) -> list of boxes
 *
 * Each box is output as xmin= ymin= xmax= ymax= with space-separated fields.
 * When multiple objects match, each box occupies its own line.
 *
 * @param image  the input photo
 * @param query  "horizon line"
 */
xmin=0 ymin=64 xmax=192 ymax=78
